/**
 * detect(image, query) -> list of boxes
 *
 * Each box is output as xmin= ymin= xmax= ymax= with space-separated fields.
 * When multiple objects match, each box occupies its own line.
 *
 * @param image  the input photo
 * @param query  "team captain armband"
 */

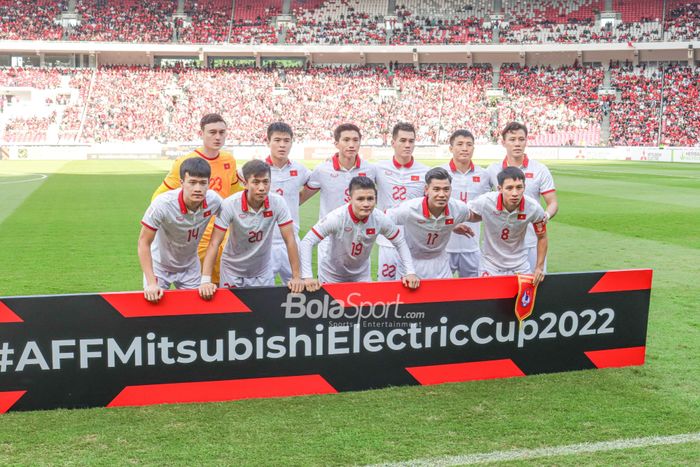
xmin=533 ymin=219 xmax=547 ymax=235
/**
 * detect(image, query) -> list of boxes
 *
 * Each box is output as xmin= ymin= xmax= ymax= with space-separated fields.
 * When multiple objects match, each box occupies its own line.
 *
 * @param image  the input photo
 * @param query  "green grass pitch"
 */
xmin=0 ymin=159 xmax=698 ymax=465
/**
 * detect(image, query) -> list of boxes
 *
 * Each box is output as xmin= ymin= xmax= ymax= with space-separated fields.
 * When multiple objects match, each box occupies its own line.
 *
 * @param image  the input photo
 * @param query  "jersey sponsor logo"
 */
xmin=203 ymin=210 xmax=211 ymax=218
xmin=176 ymin=216 xmax=185 ymax=222
xmin=472 ymin=176 xmax=481 ymax=182
xmin=417 ymin=220 xmax=426 ymax=224
xmin=224 ymin=163 xmax=231 ymax=170
xmin=238 ymin=213 xmax=248 ymax=219
xmin=344 ymin=227 xmax=353 ymax=232
xmin=384 ymin=170 xmax=393 ymax=175
xmin=331 ymin=173 xmax=339 ymax=178
xmin=290 ymin=170 xmax=298 ymax=176
xmin=517 ymin=213 xmax=527 ymax=220
xmin=366 ymin=228 xmax=376 ymax=235
xmin=359 ymin=172 xmax=367 ymax=177
xmin=526 ymin=173 xmax=534 ymax=179
xmin=263 ymin=211 xmax=273 ymax=218
xmin=445 ymin=218 xmax=454 ymax=225
xmin=411 ymin=175 xmax=420 ymax=181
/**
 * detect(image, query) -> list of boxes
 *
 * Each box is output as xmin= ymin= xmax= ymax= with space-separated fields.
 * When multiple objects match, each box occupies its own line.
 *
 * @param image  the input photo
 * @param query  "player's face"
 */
xmin=391 ymin=130 xmax=415 ymax=158
xmin=502 ymin=129 xmax=527 ymax=158
xmin=268 ymin=131 xmax=293 ymax=162
xmin=450 ymin=136 xmax=475 ymax=163
xmin=335 ymin=131 xmax=361 ymax=159
xmin=425 ymin=178 xmax=452 ymax=210
xmin=181 ymin=173 xmax=209 ymax=204
xmin=499 ymin=177 xmax=525 ymax=210
xmin=245 ymin=173 xmax=271 ymax=204
xmin=200 ymin=122 xmax=227 ymax=151
xmin=349 ymin=188 xmax=376 ymax=219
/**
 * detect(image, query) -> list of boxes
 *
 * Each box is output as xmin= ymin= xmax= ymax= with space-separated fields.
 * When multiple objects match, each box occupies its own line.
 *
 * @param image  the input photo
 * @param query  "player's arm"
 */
xmin=151 ymin=159 xmax=182 ymax=201
xmin=137 ymin=226 xmax=164 ymax=303
xmin=533 ymin=220 xmax=548 ymax=286
xmin=199 ymin=226 xmax=227 ymax=300
xmin=299 ymin=185 xmax=319 ymax=205
xmin=279 ymin=222 xmax=304 ymax=293
xmin=453 ymin=203 xmax=476 ymax=237
xmin=299 ymin=226 xmax=324 ymax=292
xmin=385 ymin=227 xmax=420 ymax=289
xmin=541 ymin=191 xmax=558 ymax=223
xmin=229 ymin=169 xmax=245 ymax=195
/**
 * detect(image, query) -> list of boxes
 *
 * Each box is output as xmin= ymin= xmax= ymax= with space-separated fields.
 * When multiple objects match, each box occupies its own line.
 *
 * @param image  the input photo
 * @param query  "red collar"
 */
xmin=422 ymin=196 xmax=449 ymax=218
xmin=449 ymin=159 xmax=474 ymax=173
xmin=502 ymin=154 xmax=529 ymax=169
xmin=392 ymin=156 xmax=414 ymax=169
xmin=266 ymin=155 xmax=291 ymax=167
xmin=195 ymin=149 xmax=219 ymax=161
xmin=332 ymin=153 xmax=361 ymax=171
xmin=241 ymin=190 xmax=269 ymax=212
xmin=496 ymin=194 xmax=525 ymax=212
xmin=348 ymin=204 xmax=369 ymax=224
xmin=178 ymin=190 xmax=207 ymax=214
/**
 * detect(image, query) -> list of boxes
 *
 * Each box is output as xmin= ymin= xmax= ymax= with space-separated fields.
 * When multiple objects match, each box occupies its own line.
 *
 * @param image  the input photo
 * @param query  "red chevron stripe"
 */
xmin=107 ymin=375 xmax=337 ymax=407
xmin=101 ymin=289 xmax=251 ymax=318
xmin=323 ymin=276 xmax=518 ymax=306
xmin=585 ymin=346 xmax=646 ymax=368
xmin=406 ymin=359 xmax=525 ymax=385
xmin=589 ymin=269 xmax=653 ymax=293
xmin=0 ymin=391 xmax=26 ymax=413
xmin=0 ymin=300 xmax=23 ymax=323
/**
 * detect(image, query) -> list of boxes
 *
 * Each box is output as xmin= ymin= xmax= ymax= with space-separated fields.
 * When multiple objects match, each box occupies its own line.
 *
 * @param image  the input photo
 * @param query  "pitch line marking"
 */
xmin=0 ymin=173 xmax=48 ymax=184
xmin=371 ymin=432 xmax=700 ymax=466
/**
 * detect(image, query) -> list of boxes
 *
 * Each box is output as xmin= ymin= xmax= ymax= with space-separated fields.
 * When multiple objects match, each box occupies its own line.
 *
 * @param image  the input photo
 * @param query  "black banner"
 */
xmin=0 ymin=270 xmax=652 ymax=412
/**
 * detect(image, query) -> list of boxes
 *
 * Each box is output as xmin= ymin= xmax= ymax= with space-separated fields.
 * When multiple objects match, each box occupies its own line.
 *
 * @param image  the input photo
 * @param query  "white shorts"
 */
xmin=526 ymin=246 xmax=548 ymax=273
xmin=271 ymin=240 xmax=296 ymax=284
xmin=478 ymin=257 xmax=531 ymax=278
xmin=219 ymin=270 xmax=275 ymax=288
xmin=414 ymin=255 xmax=452 ymax=280
xmin=146 ymin=262 xmax=200 ymax=290
xmin=448 ymin=251 xmax=481 ymax=278
xmin=319 ymin=270 xmax=371 ymax=285
xmin=378 ymin=245 xmax=405 ymax=282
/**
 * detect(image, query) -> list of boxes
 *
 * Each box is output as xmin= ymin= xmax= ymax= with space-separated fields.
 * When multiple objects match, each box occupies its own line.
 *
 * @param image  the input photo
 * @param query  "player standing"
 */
xmin=265 ymin=122 xmax=310 ymax=283
xmin=486 ymin=122 xmax=557 ymax=272
xmin=386 ymin=168 xmax=473 ymax=279
xmin=300 ymin=177 xmax=419 ymax=291
xmin=151 ymin=113 xmax=243 ymax=285
xmin=466 ymin=167 xmax=548 ymax=286
xmin=375 ymin=122 xmax=428 ymax=281
xmin=138 ymin=158 xmax=223 ymax=302
xmin=198 ymin=160 xmax=304 ymax=297
xmin=299 ymin=123 xmax=377 ymax=264
xmin=441 ymin=129 xmax=491 ymax=277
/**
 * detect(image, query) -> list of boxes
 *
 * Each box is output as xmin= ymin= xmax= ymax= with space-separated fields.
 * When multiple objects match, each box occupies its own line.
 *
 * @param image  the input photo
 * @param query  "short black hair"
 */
xmin=334 ymin=123 xmax=362 ymax=142
xmin=449 ymin=129 xmax=475 ymax=146
xmin=180 ymin=157 xmax=211 ymax=180
xmin=497 ymin=166 xmax=526 ymax=186
xmin=348 ymin=176 xmax=376 ymax=195
xmin=392 ymin=122 xmax=416 ymax=139
xmin=425 ymin=167 xmax=452 ymax=185
xmin=241 ymin=159 xmax=271 ymax=181
xmin=501 ymin=121 xmax=528 ymax=139
xmin=200 ymin=113 xmax=226 ymax=130
xmin=267 ymin=121 xmax=293 ymax=140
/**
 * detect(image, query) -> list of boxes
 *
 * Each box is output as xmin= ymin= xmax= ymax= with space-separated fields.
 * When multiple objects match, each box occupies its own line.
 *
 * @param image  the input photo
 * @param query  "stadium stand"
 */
xmin=287 ymin=0 xmax=389 ymax=44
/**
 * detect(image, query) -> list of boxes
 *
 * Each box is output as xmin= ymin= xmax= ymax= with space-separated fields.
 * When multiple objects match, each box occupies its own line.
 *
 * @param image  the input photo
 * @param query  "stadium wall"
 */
xmin=3 ymin=144 xmax=697 ymax=163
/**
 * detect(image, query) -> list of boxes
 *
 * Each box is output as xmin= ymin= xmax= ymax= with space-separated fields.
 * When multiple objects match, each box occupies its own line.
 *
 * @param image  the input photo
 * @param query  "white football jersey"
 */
xmin=305 ymin=154 xmax=377 ymax=219
xmin=267 ymin=156 xmax=310 ymax=244
xmin=386 ymin=197 xmax=470 ymax=260
xmin=486 ymin=155 xmax=555 ymax=247
xmin=441 ymin=160 xmax=491 ymax=253
xmin=300 ymin=204 xmax=415 ymax=283
xmin=215 ymin=191 xmax=293 ymax=278
xmin=141 ymin=189 xmax=222 ymax=272
xmin=467 ymin=192 xmax=546 ymax=271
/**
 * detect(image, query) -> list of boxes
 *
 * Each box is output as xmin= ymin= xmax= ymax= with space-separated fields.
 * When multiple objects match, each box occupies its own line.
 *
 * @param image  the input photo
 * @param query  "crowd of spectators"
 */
xmin=3 ymin=113 xmax=56 ymax=142
xmin=1 ymin=64 xmax=699 ymax=146
xmin=0 ymin=0 xmax=66 ymax=41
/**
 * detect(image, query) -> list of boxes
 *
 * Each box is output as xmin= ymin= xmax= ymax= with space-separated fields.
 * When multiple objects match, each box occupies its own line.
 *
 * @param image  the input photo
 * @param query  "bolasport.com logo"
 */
xmin=281 ymin=292 xmax=425 ymax=327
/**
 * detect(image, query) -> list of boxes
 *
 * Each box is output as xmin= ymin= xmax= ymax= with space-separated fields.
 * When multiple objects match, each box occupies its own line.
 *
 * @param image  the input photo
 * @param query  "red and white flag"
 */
xmin=515 ymin=274 xmax=538 ymax=322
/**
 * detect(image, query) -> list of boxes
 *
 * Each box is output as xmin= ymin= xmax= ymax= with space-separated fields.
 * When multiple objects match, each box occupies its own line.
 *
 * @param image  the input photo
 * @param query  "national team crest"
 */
xmin=445 ymin=218 xmax=454 ymax=225
xmin=263 ymin=211 xmax=273 ymax=218
xmin=526 ymin=173 xmax=534 ymax=179
xmin=472 ymin=176 xmax=480 ymax=182
xmin=515 ymin=274 xmax=539 ymax=322
xmin=203 ymin=210 xmax=211 ymax=218
xmin=411 ymin=175 xmax=420 ymax=181
xmin=224 ymin=163 xmax=230 ymax=170
xmin=517 ymin=213 xmax=527 ymax=220
xmin=366 ymin=228 xmax=376 ymax=235
xmin=358 ymin=172 xmax=366 ymax=177
xmin=290 ymin=170 xmax=298 ymax=176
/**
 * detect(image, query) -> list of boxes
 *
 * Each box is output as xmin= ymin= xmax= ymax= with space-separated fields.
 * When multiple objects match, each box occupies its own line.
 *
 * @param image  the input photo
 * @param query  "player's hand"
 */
xmin=533 ymin=267 xmax=545 ymax=286
xmin=287 ymin=278 xmax=305 ymax=294
xmin=199 ymin=282 xmax=217 ymax=300
xmin=402 ymin=274 xmax=420 ymax=290
xmin=542 ymin=212 xmax=551 ymax=224
xmin=304 ymin=278 xmax=321 ymax=292
xmin=453 ymin=223 xmax=475 ymax=237
xmin=144 ymin=284 xmax=164 ymax=303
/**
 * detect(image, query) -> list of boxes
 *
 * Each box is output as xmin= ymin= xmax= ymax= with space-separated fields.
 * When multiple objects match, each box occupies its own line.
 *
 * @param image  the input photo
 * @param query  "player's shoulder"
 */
xmin=267 ymin=192 xmax=288 ymax=207
xmin=289 ymin=159 xmax=310 ymax=174
xmin=413 ymin=159 xmax=430 ymax=171
xmin=218 ymin=149 xmax=235 ymax=161
xmin=206 ymin=190 xmax=224 ymax=205
xmin=472 ymin=163 xmax=489 ymax=175
xmin=153 ymin=188 xmax=180 ymax=205
xmin=222 ymin=190 xmax=244 ymax=207
xmin=526 ymin=157 xmax=551 ymax=172
xmin=522 ymin=194 xmax=543 ymax=208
